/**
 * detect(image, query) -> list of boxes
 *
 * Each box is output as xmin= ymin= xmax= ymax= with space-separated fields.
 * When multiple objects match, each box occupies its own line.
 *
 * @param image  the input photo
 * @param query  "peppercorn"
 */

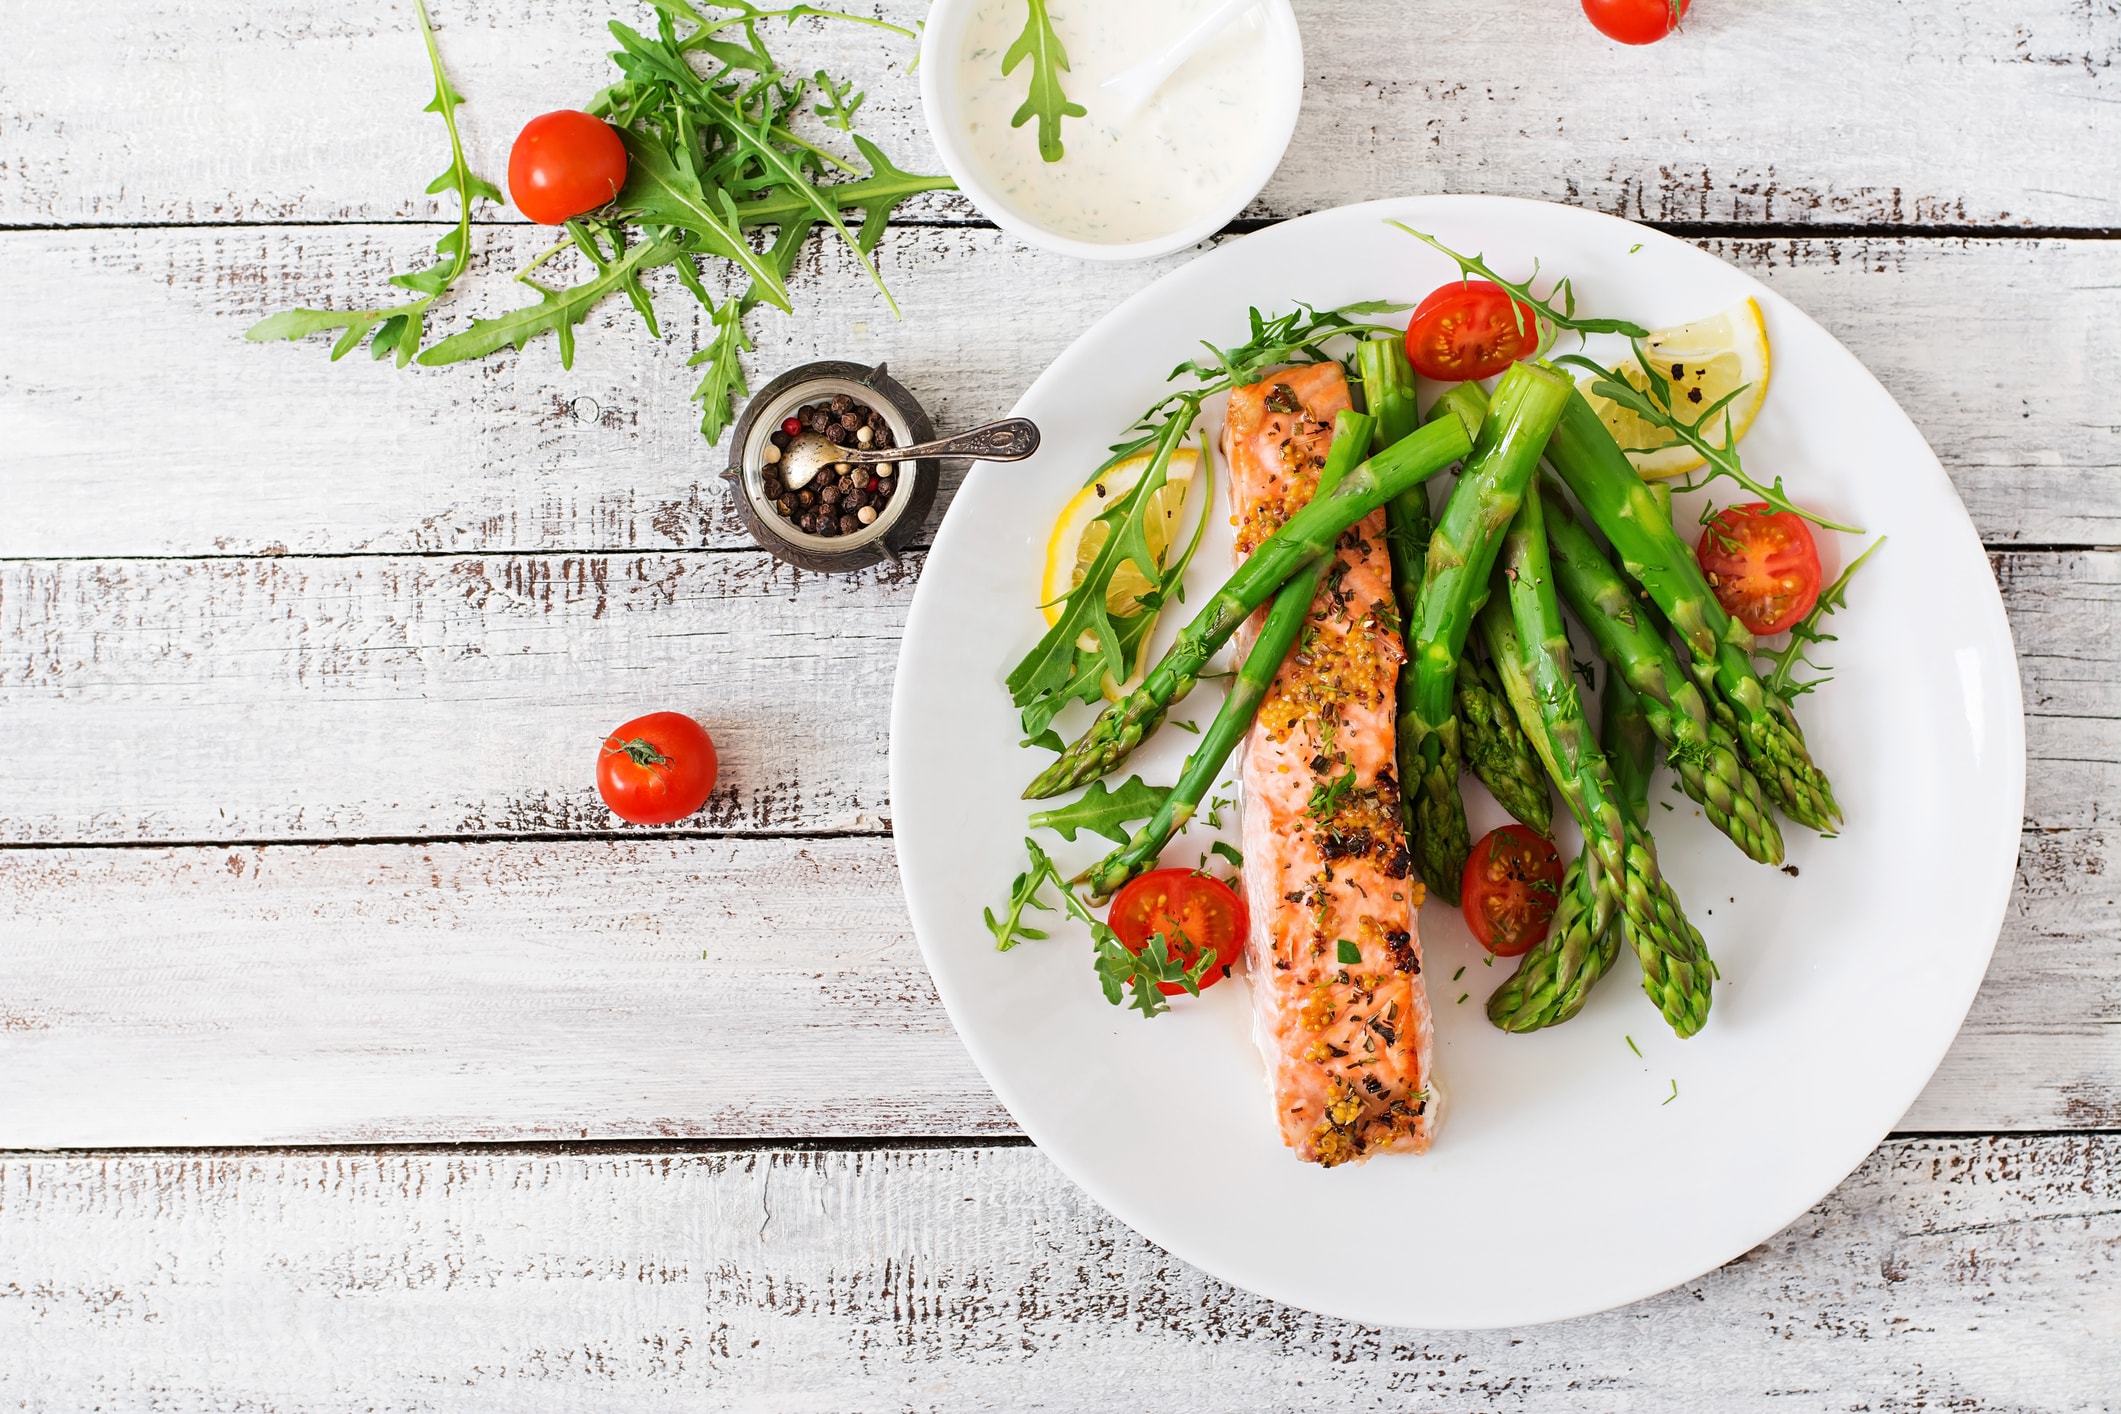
xmin=800 ymin=512 xmax=819 ymax=533
xmin=839 ymin=411 xmax=861 ymax=431
xmin=776 ymin=495 xmax=797 ymax=517
xmin=875 ymin=427 xmax=894 ymax=449
xmin=818 ymin=516 xmax=840 ymax=537
xmin=797 ymin=489 xmax=816 ymax=509
xmin=826 ymin=424 xmax=850 ymax=445
xmin=763 ymin=474 xmax=784 ymax=499
xmin=770 ymin=430 xmax=790 ymax=450
xmin=819 ymin=484 xmax=841 ymax=507
xmin=809 ymin=410 xmax=832 ymax=434
xmin=831 ymin=393 xmax=852 ymax=414
xmin=857 ymin=505 xmax=877 ymax=525
xmin=839 ymin=513 xmax=861 ymax=535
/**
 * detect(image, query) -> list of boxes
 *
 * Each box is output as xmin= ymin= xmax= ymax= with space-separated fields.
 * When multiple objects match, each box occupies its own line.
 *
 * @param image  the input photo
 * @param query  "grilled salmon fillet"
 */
xmin=1224 ymin=362 xmax=1439 ymax=1166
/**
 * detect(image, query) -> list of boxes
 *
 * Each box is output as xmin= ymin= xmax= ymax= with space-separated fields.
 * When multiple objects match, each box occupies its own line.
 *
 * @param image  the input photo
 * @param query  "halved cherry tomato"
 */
xmin=1582 ymin=0 xmax=1689 ymax=45
xmin=1461 ymin=825 xmax=1564 ymax=957
xmin=1695 ymin=502 xmax=1824 ymax=636
xmin=1404 ymin=281 xmax=1541 ymax=382
xmin=508 ymin=111 xmax=628 ymax=225
xmin=1107 ymin=868 xmax=1249 ymax=995
xmin=597 ymin=711 xmax=718 ymax=825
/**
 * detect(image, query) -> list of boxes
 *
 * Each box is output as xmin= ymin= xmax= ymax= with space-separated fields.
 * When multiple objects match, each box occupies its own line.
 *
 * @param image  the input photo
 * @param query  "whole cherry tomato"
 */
xmin=1461 ymin=825 xmax=1564 ymax=957
xmin=1696 ymin=502 xmax=1824 ymax=636
xmin=1582 ymin=0 xmax=1689 ymax=45
xmin=1107 ymin=868 xmax=1249 ymax=995
xmin=597 ymin=711 xmax=717 ymax=825
xmin=1404 ymin=281 xmax=1542 ymax=382
xmin=508 ymin=111 xmax=628 ymax=225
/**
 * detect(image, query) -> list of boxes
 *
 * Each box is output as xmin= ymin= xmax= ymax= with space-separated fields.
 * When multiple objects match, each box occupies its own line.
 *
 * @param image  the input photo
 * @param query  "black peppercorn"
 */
xmin=769 ymin=430 xmax=790 ymax=450
xmin=831 ymin=393 xmax=852 ymax=414
xmin=839 ymin=513 xmax=861 ymax=535
xmin=776 ymin=495 xmax=797 ymax=517
xmin=819 ymin=485 xmax=841 ymax=508
xmin=826 ymin=424 xmax=850 ymax=446
xmin=808 ymin=411 xmax=832 ymax=434
xmin=797 ymin=489 xmax=816 ymax=509
xmin=818 ymin=516 xmax=840 ymax=537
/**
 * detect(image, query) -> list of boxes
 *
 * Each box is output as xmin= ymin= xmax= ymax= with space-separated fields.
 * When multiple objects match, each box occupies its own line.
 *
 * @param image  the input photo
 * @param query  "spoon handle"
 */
xmin=856 ymin=417 xmax=1040 ymax=464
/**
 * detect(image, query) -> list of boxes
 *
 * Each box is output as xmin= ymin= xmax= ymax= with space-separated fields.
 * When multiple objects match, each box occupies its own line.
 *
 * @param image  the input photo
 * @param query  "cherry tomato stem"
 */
xmin=597 ymin=711 xmax=717 ymax=825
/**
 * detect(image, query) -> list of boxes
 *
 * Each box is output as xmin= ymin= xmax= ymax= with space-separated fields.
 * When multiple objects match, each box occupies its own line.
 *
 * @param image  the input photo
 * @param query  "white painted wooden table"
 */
xmin=3 ymin=2 xmax=2118 ymax=1407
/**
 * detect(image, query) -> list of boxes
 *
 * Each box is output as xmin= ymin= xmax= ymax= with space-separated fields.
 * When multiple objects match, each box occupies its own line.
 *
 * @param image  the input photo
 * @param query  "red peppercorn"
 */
xmin=781 ymin=416 xmax=803 ymax=438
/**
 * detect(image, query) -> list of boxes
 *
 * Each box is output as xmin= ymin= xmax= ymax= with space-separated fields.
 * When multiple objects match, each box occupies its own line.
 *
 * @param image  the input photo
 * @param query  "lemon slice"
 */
xmin=1041 ymin=446 xmax=1201 ymax=698
xmin=1579 ymin=298 xmax=1771 ymax=480
xmin=1041 ymin=447 xmax=1200 ymax=625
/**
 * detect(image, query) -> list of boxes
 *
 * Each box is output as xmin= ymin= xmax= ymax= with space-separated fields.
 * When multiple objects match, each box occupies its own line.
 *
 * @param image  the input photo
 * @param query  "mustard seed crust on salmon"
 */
xmin=1225 ymin=362 xmax=1440 ymax=1166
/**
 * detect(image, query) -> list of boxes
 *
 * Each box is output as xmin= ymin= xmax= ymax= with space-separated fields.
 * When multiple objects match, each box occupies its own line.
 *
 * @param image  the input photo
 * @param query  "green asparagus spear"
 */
xmin=1478 ymin=603 xmax=1623 ymax=1032
xmin=1371 ymin=346 xmax=1450 ymax=868
xmin=1393 ymin=380 xmax=1552 ymax=832
xmin=1541 ymin=485 xmax=1784 ymax=865
xmin=1401 ymin=361 xmax=1574 ymax=903
xmin=1079 ymin=410 xmax=1375 ymax=899
xmin=1544 ymin=391 xmax=1840 ymax=831
xmin=1024 ymin=409 xmax=1473 ymax=799
xmin=1496 ymin=487 xmax=1715 ymax=1038
xmin=1603 ymin=669 xmax=1657 ymax=826
xmin=1456 ymin=649 xmax=1553 ymax=833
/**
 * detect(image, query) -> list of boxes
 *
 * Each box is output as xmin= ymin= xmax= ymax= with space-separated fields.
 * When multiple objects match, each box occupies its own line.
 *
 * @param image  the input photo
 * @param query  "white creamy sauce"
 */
xmin=954 ymin=0 xmax=1279 ymax=245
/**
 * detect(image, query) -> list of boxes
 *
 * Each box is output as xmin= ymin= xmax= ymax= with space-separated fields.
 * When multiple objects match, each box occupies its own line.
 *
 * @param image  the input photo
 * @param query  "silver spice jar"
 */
xmin=722 ymin=361 xmax=938 ymax=574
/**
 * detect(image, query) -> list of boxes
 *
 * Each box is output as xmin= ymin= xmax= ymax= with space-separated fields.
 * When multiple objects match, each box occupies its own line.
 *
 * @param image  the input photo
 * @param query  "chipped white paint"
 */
xmin=0 ymin=1140 xmax=2116 ymax=1409
xmin=4 ymin=229 xmax=2120 ymax=558
xmin=4 ymin=0 xmax=2119 ymax=230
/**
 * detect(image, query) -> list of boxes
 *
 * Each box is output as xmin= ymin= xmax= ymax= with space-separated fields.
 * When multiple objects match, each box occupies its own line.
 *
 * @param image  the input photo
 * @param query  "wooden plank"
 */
xmin=0 ymin=1138 xmax=2114 ymax=1407
xmin=0 ymin=547 xmax=2112 ymax=847
xmin=4 ymin=228 xmax=2117 ymax=560
xmin=0 ymin=838 xmax=1010 ymax=1146
xmin=5 ymin=1 xmax=2119 ymax=231
xmin=0 ymin=808 xmax=2111 ymax=1144
xmin=0 ymin=551 xmax=912 ymax=843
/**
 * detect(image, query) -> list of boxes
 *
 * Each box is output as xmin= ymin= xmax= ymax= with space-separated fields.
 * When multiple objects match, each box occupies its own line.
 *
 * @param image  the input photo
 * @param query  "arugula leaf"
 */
xmin=258 ymin=0 xmax=952 ymax=447
xmin=1028 ymin=775 xmax=1172 ymax=845
xmin=423 ymin=233 xmax=681 ymax=368
xmin=1093 ymin=927 xmax=1215 ymax=1018
xmin=1761 ymin=538 xmax=1885 ymax=704
xmin=612 ymin=128 xmax=794 ymax=310
xmin=687 ymin=296 xmax=756 ymax=444
xmin=1002 ymin=0 xmax=1086 ymax=163
xmin=1006 ymin=404 xmax=1199 ymax=728
xmin=984 ymin=838 xmax=1064 ymax=951
xmin=1386 ymin=221 xmax=1648 ymax=352
xmin=813 ymin=69 xmax=865 ymax=130
xmin=246 ymin=0 xmax=497 ymax=366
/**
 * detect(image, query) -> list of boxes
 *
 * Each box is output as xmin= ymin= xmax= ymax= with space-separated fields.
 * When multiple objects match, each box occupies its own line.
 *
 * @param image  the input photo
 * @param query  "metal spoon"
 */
xmin=775 ymin=416 xmax=1041 ymax=490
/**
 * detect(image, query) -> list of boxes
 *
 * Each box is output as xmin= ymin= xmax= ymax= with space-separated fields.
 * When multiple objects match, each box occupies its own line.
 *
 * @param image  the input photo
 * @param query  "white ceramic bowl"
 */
xmin=918 ymin=0 xmax=1304 ymax=263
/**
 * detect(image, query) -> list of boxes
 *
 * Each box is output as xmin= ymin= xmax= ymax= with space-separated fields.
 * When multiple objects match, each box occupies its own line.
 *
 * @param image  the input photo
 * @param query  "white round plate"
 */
xmin=889 ymin=195 xmax=2023 ymax=1329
